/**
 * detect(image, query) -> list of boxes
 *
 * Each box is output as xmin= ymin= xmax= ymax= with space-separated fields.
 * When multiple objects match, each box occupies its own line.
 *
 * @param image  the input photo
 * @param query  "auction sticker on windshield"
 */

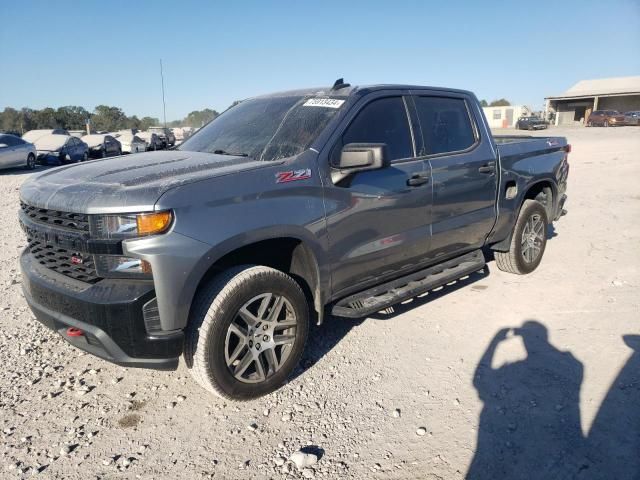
xmin=303 ymin=98 xmax=345 ymax=108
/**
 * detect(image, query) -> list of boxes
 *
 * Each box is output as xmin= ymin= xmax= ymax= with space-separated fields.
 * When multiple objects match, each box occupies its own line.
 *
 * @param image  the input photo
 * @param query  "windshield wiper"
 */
xmin=213 ymin=149 xmax=249 ymax=157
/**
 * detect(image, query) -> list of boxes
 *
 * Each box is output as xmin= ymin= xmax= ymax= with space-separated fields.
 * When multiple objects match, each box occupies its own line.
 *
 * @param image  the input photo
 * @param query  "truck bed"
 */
xmin=493 ymin=135 xmax=568 ymax=160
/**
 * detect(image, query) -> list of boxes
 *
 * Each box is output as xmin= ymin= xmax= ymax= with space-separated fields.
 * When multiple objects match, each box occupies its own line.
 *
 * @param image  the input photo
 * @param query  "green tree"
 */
xmin=55 ymin=106 xmax=90 ymax=130
xmin=139 ymin=116 xmax=159 ymax=131
xmin=91 ymin=105 xmax=128 ymax=131
xmin=33 ymin=108 xmax=59 ymax=129
xmin=0 ymin=107 xmax=21 ymax=132
xmin=489 ymin=99 xmax=511 ymax=107
xmin=183 ymin=108 xmax=219 ymax=128
xmin=479 ymin=99 xmax=488 ymax=107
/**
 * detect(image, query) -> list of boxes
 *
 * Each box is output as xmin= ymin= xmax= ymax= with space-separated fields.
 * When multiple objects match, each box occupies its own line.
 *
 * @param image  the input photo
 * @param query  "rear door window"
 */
xmin=414 ymin=96 xmax=477 ymax=155
xmin=342 ymin=97 xmax=413 ymax=161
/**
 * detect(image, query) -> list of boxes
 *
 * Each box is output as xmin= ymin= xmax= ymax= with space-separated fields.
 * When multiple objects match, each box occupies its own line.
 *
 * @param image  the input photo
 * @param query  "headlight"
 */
xmin=92 ymin=211 xmax=173 ymax=239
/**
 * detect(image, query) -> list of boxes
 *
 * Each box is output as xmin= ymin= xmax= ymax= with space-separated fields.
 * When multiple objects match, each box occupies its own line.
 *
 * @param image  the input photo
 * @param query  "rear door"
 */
xmin=410 ymin=92 xmax=498 ymax=261
xmin=324 ymin=93 xmax=433 ymax=298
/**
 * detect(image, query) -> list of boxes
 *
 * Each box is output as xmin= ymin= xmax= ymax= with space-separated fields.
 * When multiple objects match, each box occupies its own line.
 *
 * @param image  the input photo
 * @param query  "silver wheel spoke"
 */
xmin=257 ymin=293 xmax=273 ymax=319
xmin=267 ymin=295 xmax=285 ymax=322
xmin=226 ymin=342 xmax=246 ymax=366
xmin=276 ymin=317 xmax=297 ymax=328
xmin=263 ymin=348 xmax=279 ymax=374
xmin=234 ymin=350 xmax=254 ymax=377
xmin=273 ymin=334 xmax=296 ymax=346
xmin=254 ymin=356 xmax=267 ymax=381
xmin=228 ymin=322 xmax=248 ymax=341
xmin=238 ymin=307 xmax=259 ymax=327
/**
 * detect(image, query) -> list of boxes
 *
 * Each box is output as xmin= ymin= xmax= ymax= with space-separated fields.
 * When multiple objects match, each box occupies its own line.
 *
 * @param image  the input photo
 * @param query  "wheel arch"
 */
xmin=491 ymin=178 xmax=556 ymax=252
xmin=186 ymin=230 xmax=326 ymax=329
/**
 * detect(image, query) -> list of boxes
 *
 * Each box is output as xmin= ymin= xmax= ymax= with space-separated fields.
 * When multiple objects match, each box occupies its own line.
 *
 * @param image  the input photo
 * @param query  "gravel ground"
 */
xmin=1 ymin=126 xmax=638 ymax=479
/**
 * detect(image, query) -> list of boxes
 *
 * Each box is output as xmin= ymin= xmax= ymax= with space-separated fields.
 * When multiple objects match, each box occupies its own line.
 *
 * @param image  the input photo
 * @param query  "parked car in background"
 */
xmin=137 ymin=131 xmax=162 ymax=150
xmin=113 ymin=129 xmax=140 ymax=137
xmin=0 ymin=134 xmax=36 ymax=170
xmin=515 ymin=116 xmax=548 ymax=130
xmin=69 ymin=130 xmax=88 ymax=138
xmin=22 ymin=129 xmax=69 ymax=143
xmin=586 ymin=110 xmax=626 ymax=127
xmin=624 ymin=111 xmax=640 ymax=126
xmin=0 ymin=130 xmax=23 ymax=137
xmin=34 ymin=134 xmax=88 ymax=165
xmin=82 ymin=134 xmax=122 ymax=158
xmin=117 ymin=133 xmax=147 ymax=154
xmin=148 ymin=127 xmax=176 ymax=148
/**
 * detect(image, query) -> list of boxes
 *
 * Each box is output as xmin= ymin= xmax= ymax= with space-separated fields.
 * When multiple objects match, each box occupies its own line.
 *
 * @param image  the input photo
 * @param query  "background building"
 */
xmin=545 ymin=76 xmax=640 ymax=126
xmin=482 ymin=105 xmax=532 ymax=128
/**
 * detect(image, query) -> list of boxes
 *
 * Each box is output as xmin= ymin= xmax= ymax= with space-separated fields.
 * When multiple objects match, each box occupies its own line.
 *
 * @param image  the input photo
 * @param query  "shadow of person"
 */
xmin=587 ymin=335 xmax=640 ymax=480
xmin=467 ymin=320 xmax=590 ymax=480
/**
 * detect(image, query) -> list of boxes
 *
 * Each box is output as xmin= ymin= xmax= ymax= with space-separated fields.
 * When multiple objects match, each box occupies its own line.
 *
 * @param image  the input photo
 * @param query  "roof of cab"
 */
xmin=250 ymin=84 xmax=475 ymax=101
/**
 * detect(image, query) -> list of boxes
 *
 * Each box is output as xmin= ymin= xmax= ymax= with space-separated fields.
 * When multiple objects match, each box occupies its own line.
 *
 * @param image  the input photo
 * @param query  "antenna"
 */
xmin=332 ymin=78 xmax=350 ymax=90
xmin=160 ymin=59 xmax=167 ymax=128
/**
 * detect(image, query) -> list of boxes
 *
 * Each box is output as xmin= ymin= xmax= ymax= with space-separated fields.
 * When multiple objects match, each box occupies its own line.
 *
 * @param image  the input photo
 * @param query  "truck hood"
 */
xmin=20 ymin=150 xmax=268 ymax=214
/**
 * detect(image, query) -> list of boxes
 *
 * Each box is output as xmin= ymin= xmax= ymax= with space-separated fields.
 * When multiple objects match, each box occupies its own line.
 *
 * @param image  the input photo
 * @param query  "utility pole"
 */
xmin=160 ymin=59 xmax=167 ymax=128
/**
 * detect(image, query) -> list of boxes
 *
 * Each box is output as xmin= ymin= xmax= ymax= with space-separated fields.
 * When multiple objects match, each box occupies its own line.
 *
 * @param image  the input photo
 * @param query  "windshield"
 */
xmin=179 ymin=95 xmax=344 ymax=161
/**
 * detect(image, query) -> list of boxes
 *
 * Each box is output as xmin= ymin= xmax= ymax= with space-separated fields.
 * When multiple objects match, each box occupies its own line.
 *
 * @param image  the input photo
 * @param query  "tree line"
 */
xmin=0 ymin=105 xmax=224 ymax=135
xmin=480 ymin=99 xmax=511 ymax=107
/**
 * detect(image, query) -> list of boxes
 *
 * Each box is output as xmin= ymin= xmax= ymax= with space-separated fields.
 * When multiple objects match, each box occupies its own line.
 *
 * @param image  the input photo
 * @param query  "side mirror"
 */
xmin=335 ymin=143 xmax=389 ymax=173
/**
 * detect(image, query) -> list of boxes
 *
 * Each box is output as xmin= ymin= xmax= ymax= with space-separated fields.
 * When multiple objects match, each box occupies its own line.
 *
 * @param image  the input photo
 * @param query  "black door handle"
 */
xmin=407 ymin=173 xmax=430 ymax=186
xmin=478 ymin=163 xmax=496 ymax=174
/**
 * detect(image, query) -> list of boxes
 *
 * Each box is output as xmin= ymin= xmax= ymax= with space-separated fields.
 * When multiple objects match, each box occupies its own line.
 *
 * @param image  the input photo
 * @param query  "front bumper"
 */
xmin=36 ymin=153 xmax=62 ymax=165
xmin=20 ymin=251 xmax=183 ymax=370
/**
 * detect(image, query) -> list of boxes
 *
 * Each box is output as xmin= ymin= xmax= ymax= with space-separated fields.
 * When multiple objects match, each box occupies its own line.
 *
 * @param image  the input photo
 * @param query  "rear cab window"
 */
xmin=413 ymin=96 xmax=477 ymax=155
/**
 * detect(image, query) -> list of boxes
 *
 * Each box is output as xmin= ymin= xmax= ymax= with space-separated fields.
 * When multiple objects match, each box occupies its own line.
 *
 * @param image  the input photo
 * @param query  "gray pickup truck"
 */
xmin=19 ymin=81 xmax=569 ymax=400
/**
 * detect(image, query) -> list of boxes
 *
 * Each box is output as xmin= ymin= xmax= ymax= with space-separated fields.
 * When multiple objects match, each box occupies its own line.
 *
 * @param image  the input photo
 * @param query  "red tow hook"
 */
xmin=66 ymin=327 xmax=84 ymax=337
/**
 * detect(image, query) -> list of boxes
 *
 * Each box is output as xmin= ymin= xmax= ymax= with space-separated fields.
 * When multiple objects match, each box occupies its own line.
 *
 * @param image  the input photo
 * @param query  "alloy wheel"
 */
xmin=521 ymin=213 xmax=545 ymax=263
xmin=224 ymin=293 xmax=298 ymax=384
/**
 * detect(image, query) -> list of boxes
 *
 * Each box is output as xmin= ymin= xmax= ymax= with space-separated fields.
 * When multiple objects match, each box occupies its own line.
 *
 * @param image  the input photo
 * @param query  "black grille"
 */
xmin=20 ymin=202 xmax=90 ymax=232
xmin=27 ymin=238 xmax=100 ymax=283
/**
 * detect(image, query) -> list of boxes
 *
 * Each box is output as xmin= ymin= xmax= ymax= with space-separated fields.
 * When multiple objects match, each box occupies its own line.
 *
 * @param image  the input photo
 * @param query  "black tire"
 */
xmin=184 ymin=265 xmax=309 ymax=400
xmin=495 ymin=200 xmax=548 ymax=275
xmin=25 ymin=153 xmax=36 ymax=170
xmin=82 ymin=152 xmax=88 ymax=162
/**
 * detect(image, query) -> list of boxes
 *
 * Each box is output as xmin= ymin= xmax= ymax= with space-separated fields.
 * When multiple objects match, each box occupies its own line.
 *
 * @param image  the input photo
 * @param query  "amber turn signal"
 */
xmin=136 ymin=211 xmax=173 ymax=236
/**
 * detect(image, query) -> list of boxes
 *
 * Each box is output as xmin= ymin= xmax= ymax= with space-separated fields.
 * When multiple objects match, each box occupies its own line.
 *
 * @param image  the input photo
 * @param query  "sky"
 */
xmin=1 ymin=0 xmax=639 ymax=121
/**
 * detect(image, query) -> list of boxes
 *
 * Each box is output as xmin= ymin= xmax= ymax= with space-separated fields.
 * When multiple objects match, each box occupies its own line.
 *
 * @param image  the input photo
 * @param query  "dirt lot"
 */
xmin=1 ymin=126 xmax=638 ymax=479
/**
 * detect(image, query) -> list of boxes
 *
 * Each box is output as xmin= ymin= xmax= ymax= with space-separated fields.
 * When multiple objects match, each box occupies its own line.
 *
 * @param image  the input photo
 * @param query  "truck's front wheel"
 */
xmin=184 ymin=265 xmax=309 ymax=400
xmin=495 ymin=200 xmax=548 ymax=275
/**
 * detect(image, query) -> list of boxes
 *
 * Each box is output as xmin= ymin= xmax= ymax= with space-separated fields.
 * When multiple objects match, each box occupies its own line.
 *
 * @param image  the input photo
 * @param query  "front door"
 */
xmin=411 ymin=94 xmax=498 ymax=261
xmin=324 ymin=94 xmax=432 ymax=298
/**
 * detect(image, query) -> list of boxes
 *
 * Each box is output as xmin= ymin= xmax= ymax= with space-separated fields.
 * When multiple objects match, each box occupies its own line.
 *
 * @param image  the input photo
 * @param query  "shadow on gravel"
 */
xmin=293 ymin=266 xmax=491 ymax=379
xmin=291 ymin=313 xmax=363 ymax=381
xmin=467 ymin=321 xmax=640 ymax=480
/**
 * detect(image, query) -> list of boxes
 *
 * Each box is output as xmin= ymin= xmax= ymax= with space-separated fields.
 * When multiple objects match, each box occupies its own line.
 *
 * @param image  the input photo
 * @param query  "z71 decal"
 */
xmin=275 ymin=169 xmax=312 ymax=183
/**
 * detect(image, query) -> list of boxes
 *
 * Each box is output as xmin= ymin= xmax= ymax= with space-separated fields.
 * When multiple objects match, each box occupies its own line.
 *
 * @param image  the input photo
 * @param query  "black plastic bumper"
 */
xmin=20 ymin=251 xmax=183 ymax=370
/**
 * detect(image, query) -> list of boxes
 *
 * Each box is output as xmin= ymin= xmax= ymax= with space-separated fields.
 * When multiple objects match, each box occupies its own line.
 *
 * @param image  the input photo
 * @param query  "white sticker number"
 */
xmin=303 ymin=98 xmax=345 ymax=109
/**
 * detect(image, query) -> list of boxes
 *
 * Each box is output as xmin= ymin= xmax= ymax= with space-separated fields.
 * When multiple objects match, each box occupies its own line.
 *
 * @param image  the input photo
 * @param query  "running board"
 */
xmin=331 ymin=250 xmax=486 ymax=318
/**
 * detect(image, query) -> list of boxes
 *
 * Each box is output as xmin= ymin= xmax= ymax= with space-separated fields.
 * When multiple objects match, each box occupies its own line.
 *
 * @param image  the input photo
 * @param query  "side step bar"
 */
xmin=331 ymin=250 xmax=486 ymax=318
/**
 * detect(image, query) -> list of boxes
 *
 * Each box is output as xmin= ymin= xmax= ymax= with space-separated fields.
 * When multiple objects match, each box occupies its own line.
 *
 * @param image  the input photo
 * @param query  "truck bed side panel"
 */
xmin=487 ymin=136 xmax=568 ymax=248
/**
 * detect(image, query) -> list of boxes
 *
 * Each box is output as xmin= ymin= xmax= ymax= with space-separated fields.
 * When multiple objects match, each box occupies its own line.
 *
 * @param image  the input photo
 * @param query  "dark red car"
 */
xmin=586 ymin=110 xmax=626 ymax=127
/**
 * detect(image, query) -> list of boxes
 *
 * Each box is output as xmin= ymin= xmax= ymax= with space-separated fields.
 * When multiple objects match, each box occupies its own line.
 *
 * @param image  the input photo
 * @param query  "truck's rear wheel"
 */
xmin=184 ymin=265 xmax=309 ymax=400
xmin=495 ymin=200 xmax=548 ymax=275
